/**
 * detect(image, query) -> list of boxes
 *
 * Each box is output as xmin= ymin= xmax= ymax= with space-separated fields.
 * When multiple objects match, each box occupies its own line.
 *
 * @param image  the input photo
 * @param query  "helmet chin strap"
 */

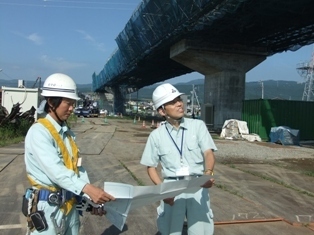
xmin=53 ymin=109 xmax=64 ymax=124
xmin=46 ymin=98 xmax=68 ymax=126
xmin=48 ymin=105 xmax=64 ymax=125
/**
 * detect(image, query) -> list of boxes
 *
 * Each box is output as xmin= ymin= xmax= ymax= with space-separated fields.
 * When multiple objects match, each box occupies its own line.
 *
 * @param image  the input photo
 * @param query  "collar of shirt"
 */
xmin=165 ymin=117 xmax=187 ymax=131
xmin=45 ymin=114 xmax=69 ymax=134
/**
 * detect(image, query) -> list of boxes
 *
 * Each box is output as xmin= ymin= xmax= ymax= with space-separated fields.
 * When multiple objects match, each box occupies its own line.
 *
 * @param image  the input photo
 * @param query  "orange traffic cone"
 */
xmin=142 ymin=121 xmax=146 ymax=128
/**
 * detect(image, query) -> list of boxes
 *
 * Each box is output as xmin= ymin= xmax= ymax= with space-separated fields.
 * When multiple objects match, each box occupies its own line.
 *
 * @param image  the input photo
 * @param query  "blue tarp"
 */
xmin=269 ymin=126 xmax=300 ymax=146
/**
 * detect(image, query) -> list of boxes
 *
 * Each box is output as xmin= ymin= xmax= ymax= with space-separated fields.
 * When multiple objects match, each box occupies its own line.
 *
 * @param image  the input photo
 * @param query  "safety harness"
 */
xmin=27 ymin=118 xmax=79 ymax=215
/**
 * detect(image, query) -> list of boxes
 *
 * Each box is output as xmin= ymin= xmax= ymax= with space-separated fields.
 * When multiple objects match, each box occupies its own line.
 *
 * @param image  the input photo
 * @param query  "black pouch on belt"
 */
xmin=30 ymin=211 xmax=48 ymax=232
xmin=22 ymin=195 xmax=29 ymax=217
xmin=22 ymin=188 xmax=33 ymax=217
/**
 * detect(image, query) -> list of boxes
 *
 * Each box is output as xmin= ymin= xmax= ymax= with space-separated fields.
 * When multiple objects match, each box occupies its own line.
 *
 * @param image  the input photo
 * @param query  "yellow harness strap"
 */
xmin=38 ymin=118 xmax=79 ymax=174
xmin=27 ymin=118 xmax=80 ymax=215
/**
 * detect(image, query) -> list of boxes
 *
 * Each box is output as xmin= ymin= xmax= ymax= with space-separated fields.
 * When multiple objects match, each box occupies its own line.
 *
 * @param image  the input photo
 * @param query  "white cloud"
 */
xmin=76 ymin=30 xmax=106 ymax=52
xmin=12 ymin=31 xmax=43 ymax=45
xmin=27 ymin=33 xmax=43 ymax=45
xmin=40 ymin=55 xmax=86 ymax=71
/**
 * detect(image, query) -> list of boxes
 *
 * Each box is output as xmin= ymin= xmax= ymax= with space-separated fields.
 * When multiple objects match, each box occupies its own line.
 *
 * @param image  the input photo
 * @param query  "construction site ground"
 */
xmin=0 ymin=117 xmax=313 ymax=235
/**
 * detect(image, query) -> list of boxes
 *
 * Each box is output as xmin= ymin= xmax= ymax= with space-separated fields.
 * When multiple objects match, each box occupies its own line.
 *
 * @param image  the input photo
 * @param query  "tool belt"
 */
xmin=22 ymin=188 xmax=77 ymax=233
xmin=37 ymin=189 xmax=76 ymax=205
xmin=22 ymin=188 xmax=48 ymax=232
xmin=23 ymin=188 xmax=75 ymax=206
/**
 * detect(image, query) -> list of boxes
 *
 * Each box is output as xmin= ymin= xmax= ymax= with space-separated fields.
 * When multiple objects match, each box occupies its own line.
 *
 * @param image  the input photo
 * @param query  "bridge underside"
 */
xmin=93 ymin=0 xmax=314 ymax=92
xmin=92 ymin=0 xmax=314 ymax=128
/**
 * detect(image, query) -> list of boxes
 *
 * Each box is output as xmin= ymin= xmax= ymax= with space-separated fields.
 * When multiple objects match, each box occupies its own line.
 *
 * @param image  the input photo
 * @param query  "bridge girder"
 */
xmin=93 ymin=0 xmax=314 ymax=92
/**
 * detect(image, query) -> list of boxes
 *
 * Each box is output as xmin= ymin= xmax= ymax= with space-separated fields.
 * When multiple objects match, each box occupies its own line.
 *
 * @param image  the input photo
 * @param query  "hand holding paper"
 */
xmin=77 ymin=175 xmax=212 ymax=231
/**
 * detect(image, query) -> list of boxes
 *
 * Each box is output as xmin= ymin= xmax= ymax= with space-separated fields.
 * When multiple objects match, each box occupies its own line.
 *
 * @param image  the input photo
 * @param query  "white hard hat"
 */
xmin=152 ymin=83 xmax=184 ymax=109
xmin=41 ymin=73 xmax=80 ymax=100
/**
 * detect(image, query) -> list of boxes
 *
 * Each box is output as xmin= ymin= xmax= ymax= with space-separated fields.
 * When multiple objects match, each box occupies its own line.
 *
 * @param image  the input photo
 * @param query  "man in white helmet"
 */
xmin=140 ymin=83 xmax=217 ymax=235
xmin=24 ymin=73 xmax=115 ymax=234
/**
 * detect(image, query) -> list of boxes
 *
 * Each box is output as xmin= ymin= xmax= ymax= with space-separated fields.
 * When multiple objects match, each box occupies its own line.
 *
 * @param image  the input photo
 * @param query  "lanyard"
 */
xmin=165 ymin=125 xmax=185 ymax=162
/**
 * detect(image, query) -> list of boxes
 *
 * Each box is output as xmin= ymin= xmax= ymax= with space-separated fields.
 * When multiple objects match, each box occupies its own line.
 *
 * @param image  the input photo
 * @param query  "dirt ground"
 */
xmin=218 ymin=156 xmax=314 ymax=173
xmin=215 ymin=140 xmax=314 ymax=173
xmin=1 ymin=117 xmax=314 ymax=235
xmin=106 ymin=118 xmax=314 ymax=173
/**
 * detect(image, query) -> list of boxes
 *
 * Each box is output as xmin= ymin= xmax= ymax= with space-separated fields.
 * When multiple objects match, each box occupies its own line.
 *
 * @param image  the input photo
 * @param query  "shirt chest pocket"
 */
xmin=186 ymin=142 xmax=203 ymax=164
xmin=157 ymin=147 xmax=178 ymax=169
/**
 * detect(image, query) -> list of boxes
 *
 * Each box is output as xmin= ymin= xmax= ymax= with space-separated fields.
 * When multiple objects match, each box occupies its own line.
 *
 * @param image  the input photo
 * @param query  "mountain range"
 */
xmin=0 ymin=78 xmax=306 ymax=102
xmin=132 ymin=79 xmax=306 ymax=102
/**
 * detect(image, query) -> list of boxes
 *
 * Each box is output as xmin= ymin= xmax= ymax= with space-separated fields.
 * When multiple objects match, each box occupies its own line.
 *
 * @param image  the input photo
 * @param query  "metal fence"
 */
xmin=242 ymin=99 xmax=314 ymax=141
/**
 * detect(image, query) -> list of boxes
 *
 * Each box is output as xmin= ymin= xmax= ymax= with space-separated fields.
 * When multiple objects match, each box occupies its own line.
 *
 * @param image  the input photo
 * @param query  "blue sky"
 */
xmin=0 ymin=0 xmax=313 ymax=86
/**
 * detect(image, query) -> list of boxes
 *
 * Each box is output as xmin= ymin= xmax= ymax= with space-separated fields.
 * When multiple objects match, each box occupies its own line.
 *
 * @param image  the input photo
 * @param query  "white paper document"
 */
xmin=103 ymin=175 xmax=211 ymax=230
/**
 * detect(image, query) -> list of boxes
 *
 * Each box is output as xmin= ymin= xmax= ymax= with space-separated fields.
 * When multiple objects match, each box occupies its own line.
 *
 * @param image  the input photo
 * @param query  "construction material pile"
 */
xmin=0 ymin=103 xmax=36 ymax=127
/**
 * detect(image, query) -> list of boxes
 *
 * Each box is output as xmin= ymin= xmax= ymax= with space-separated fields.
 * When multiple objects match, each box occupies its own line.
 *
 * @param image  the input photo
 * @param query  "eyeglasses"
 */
xmin=165 ymin=97 xmax=183 ymax=106
xmin=62 ymin=99 xmax=76 ymax=108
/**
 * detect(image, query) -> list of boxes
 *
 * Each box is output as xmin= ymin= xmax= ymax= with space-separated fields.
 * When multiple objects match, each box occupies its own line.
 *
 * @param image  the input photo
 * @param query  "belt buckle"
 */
xmin=48 ymin=192 xmax=61 ymax=205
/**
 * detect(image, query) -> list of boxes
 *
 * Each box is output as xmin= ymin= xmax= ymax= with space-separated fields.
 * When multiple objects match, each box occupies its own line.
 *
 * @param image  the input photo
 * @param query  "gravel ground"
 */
xmin=214 ymin=138 xmax=314 ymax=160
xmin=212 ymin=137 xmax=314 ymax=173
xmin=96 ymin=118 xmax=314 ymax=173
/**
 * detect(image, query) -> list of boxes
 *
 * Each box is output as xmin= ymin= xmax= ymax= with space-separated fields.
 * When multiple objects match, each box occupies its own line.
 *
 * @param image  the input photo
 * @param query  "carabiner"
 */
xmin=50 ymin=206 xmax=65 ymax=235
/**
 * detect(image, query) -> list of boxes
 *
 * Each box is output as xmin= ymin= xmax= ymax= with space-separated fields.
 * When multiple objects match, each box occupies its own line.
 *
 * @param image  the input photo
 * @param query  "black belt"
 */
xmin=165 ymin=175 xmax=202 ymax=180
xmin=36 ymin=189 xmax=75 ymax=205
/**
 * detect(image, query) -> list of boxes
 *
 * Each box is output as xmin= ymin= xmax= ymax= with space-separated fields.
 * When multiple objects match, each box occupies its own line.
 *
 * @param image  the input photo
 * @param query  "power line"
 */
xmin=43 ymin=0 xmax=138 ymax=6
xmin=0 ymin=1 xmax=137 ymax=10
xmin=0 ymin=69 xmax=14 ymax=80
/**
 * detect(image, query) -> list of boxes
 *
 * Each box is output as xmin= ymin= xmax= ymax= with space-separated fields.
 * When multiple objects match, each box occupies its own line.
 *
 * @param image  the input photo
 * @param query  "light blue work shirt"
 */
xmin=140 ymin=117 xmax=217 ymax=178
xmin=25 ymin=114 xmax=89 ymax=195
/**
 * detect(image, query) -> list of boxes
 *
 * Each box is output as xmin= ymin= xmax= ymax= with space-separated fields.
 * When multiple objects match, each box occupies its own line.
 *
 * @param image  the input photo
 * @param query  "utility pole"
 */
xmin=32 ymin=77 xmax=41 ymax=88
xmin=190 ymin=85 xmax=201 ymax=118
xmin=260 ymin=80 xmax=264 ymax=99
xmin=191 ymin=85 xmax=195 ymax=118
xmin=297 ymin=46 xmax=314 ymax=101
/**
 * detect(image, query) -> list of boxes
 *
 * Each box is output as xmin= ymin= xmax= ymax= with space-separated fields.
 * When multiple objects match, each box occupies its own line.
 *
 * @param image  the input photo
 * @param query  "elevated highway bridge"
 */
xmin=92 ymin=0 xmax=314 ymax=129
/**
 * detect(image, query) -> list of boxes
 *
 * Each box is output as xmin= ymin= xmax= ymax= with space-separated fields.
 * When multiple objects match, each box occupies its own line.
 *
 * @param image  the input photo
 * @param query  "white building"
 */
xmin=1 ymin=80 xmax=39 ymax=120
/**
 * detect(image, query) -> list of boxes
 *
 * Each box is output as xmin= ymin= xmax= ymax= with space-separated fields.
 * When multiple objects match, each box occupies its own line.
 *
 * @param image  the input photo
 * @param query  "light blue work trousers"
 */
xmin=28 ymin=201 xmax=80 ymax=235
xmin=157 ymin=186 xmax=214 ymax=235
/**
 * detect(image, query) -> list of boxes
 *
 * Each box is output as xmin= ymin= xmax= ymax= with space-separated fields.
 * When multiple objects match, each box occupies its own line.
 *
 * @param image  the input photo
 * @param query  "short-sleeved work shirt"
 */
xmin=140 ymin=117 xmax=217 ymax=178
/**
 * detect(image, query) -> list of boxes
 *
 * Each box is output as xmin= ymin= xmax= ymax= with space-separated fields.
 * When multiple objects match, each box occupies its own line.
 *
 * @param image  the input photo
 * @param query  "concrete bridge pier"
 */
xmin=112 ymin=86 xmax=125 ymax=115
xmin=170 ymin=39 xmax=267 ymax=130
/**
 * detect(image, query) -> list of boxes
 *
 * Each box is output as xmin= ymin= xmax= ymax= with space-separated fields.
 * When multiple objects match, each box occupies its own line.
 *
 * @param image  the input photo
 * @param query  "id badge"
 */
xmin=77 ymin=157 xmax=82 ymax=167
xmin=175 ymin=166 xmax=189 ymax=176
